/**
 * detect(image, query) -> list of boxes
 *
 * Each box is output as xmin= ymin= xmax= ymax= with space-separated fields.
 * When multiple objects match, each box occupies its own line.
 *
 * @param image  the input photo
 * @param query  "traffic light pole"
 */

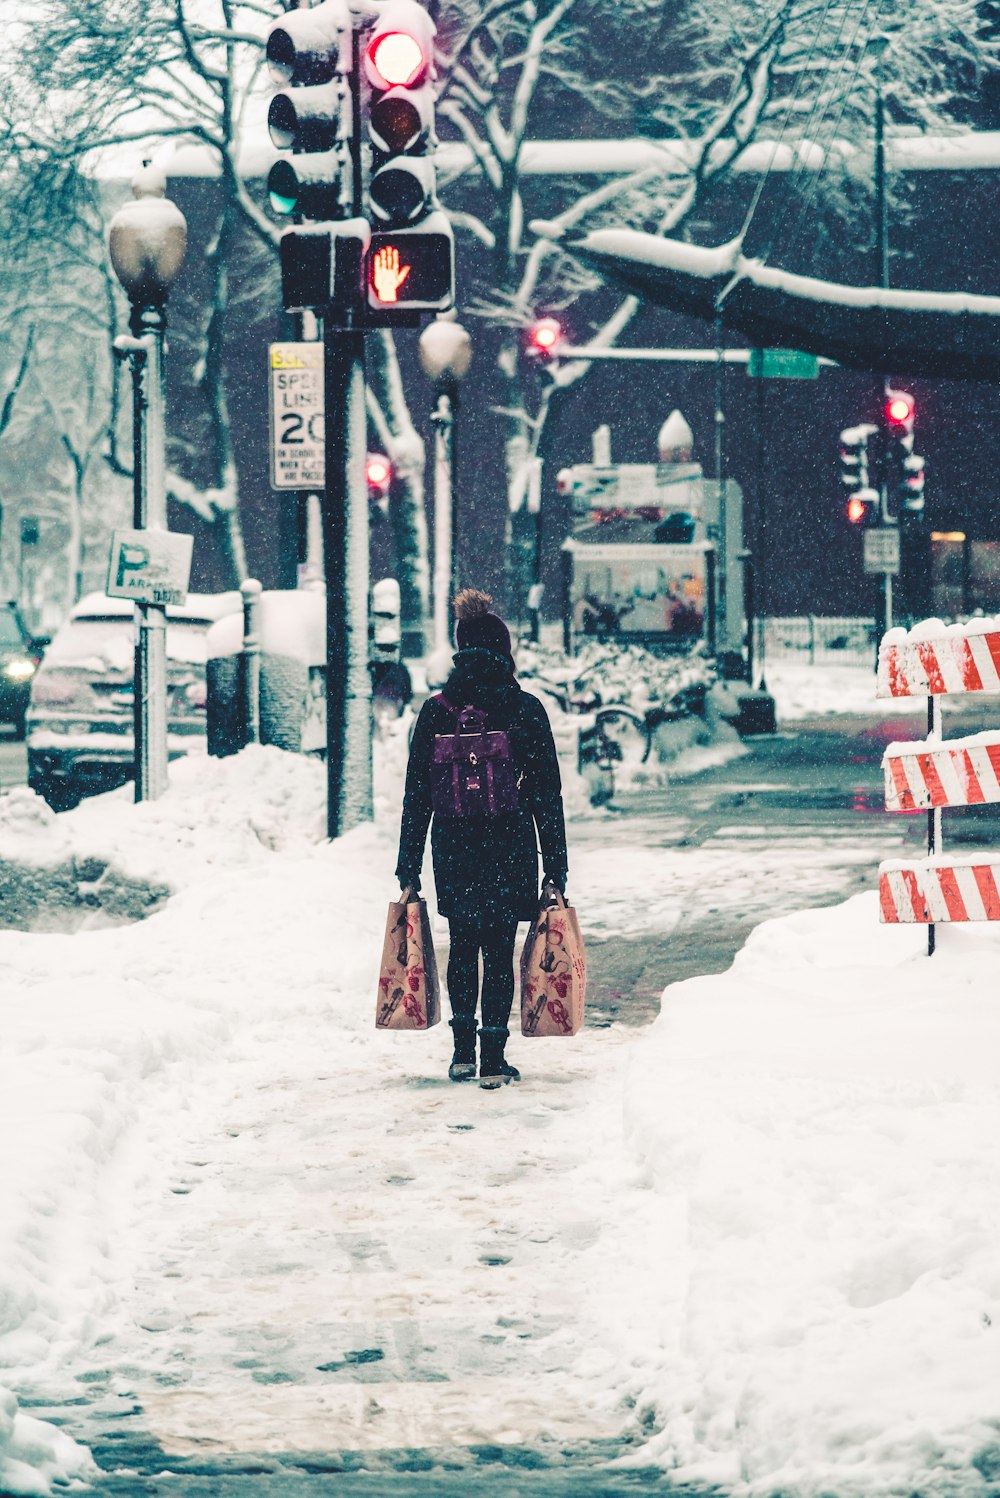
xmin=323 ymin=320 xmax=372 ymax=837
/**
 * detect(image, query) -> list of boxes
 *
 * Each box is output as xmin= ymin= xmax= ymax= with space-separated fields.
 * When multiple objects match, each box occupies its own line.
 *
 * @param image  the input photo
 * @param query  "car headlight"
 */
xmin=4 ymin=659 xmax=36 ymax=681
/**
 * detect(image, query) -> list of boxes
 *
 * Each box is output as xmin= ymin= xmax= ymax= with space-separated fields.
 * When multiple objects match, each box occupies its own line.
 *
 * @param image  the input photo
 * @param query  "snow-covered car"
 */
xmin=0 ymin=600 xmax=46 ymax=740
xmin=27 ymin=592 xmax=242 ymax=811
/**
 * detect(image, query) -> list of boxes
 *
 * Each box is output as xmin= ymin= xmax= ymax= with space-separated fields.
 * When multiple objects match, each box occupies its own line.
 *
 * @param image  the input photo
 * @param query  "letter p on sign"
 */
xmin=116 ymin=543 xmax=150 ymax=590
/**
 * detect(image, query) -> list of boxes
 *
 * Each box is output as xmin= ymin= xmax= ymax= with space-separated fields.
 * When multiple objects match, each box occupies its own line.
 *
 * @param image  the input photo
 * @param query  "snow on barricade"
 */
xmin=0 ymin=746 xmax=394 ymax=1494
xmin=617 ymin=894 xmax=1000 ymax=1497
xmin=878 ymin=614 xmax=1000 ymax=698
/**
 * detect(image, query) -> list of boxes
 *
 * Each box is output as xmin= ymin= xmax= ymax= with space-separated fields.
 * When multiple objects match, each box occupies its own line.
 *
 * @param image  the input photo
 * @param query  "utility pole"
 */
xmin=321 ymin=18 xmax=372 ymax=835
xmin=874 ymin=49 xmax=893 ymax=640
xmin=265 ymin=0 xmax=453 ymax=836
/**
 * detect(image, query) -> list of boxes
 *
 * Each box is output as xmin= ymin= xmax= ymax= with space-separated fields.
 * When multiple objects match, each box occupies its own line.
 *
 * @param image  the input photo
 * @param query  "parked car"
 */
xmin=0 ymin=601 xmax=47 ymax=740
xmin=27 ymin=592 xmax=242 ymax=811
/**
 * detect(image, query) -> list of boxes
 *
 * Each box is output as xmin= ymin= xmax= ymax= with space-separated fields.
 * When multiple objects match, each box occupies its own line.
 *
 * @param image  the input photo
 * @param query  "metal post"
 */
xmin=430 ymin=385 xmax=455 ymax=665
xmin=107 ymin=164 xmax=186 ymax=804
xmin=755 ymin=377 xmax=767 ymax=691
xmin=713 ymin=318 xmax=728 ymax=652
xmin=562 ymin=547 xmax=574 ymax=656
xmin=706 ymin=548 xmax=717 ymax=654
xmin=241 ymin=578 xmax=262 ymax=745
xmin=323 ymin=322 xmax=371 ymax=839
xmin=744 ymin=556 xmax=756 ymax=686
xmin=529 ymin=487 xmax=544 ymax=644
xmin=875 ymin=77 xmax=894 ymax=645
xmin=880 ymin=476 xmax=893 ymax=636
xmin=126 ymin=305 xmax=169 ymax=803
xmin=927 ymin=693 xmax=941 ymax=956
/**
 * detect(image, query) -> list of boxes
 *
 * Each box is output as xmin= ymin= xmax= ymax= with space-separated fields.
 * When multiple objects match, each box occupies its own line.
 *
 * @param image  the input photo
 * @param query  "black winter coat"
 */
xmin=396 ymin=648 xmax=568 ymax=924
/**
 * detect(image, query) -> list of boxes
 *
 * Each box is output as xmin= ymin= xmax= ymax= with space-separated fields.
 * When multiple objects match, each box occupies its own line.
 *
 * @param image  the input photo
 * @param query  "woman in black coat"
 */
xmin=396 ymin=590 xmax=568 ymax=1089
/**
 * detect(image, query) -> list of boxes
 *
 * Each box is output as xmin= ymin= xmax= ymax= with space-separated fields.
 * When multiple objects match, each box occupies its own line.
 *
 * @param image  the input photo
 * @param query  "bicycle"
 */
xmin=528 ymin=665 xmax=649 ymax=803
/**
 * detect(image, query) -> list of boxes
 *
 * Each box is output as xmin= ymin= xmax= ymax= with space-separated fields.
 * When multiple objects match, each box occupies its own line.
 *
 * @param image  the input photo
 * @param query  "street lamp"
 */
xmin=418 ymin=311 xmax=472 ymax=685
xmin=108 ymin=162 xmax=188 ymax=801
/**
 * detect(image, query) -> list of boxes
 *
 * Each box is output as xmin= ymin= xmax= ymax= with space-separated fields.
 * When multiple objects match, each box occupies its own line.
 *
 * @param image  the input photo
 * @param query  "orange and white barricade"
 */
xmin=877 ymin=618 xmax=1000 ymax=945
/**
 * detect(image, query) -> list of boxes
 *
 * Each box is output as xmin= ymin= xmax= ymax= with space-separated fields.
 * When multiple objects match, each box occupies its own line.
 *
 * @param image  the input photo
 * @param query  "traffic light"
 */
xmin=527 ymin=317 xmax=564 ymax=362
xmin=884 ymin=389 xmax=915 ymax=434
xmin=839 ymin=427 xmax=866 ymax=495
xmin=364 ymin=0 xmax=454 ymax=315
xmin=278 ymin=219 xmax=370 ymax=313
xmin=367 ymin=453 xmax=392 ymax=514
xmin=366 ymin=453 xmax=392 ymax=492
xmin=883 ymin=388 xmax=926 ymax=513
xmin=266 ymin=1 xmax=371 ymax=312
xmin=839 ymin=424 xmax=878 ymax=524
xmin=266 ymin=2 xmax=347 ymax=222
xmin=839 ymin=423 xmax=877 ymax=494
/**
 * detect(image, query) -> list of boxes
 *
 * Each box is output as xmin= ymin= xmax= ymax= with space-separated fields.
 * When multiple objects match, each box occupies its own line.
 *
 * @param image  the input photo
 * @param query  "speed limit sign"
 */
xmin=269 ymin=342 xmax=324 ymax=491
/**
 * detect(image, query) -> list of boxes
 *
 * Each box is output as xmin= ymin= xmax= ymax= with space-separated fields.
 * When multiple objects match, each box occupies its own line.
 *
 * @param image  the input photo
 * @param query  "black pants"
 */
xmin=447 ymin=919 xmax=518 ymax=1030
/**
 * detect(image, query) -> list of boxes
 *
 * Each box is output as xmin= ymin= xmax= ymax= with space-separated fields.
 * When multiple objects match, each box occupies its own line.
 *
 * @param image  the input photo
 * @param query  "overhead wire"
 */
xmin=733 ymin=0 xmax=841 ymax=252
xmin=754 ymin=0 xmax=877 ymax=268
xmin=776 ymin=0 xmax=887 ymax=274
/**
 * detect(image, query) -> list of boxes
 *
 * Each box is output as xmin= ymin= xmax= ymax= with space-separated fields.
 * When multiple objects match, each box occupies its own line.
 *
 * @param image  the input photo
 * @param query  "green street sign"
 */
xmin=747 ymin=348 xmax=819 ymax=380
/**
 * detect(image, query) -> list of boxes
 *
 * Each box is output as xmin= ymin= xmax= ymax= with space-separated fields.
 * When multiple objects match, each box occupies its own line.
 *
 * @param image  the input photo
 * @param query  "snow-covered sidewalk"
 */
xmin=2 ymin=744 xmax=1000 ymax=1497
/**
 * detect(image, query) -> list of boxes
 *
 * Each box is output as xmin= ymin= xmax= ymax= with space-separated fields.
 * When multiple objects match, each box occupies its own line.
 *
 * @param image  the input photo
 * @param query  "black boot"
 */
xmin=448 ymin=1015 xmax=478 ymax=1082
xmin=479 ymin=1026 xmax=520 ymax=1090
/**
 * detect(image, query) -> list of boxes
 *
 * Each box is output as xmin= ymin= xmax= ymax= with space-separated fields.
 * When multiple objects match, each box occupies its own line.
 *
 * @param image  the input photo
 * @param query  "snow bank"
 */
xmin=620 ymin=895 xmax=1000 ymax=1497
xmin=767 ymin=660 xmax=928 ymax=718
xmin=0 ymin=747 xmax=379 ymax=1494
xmin=8 ymin=736 xmax=1000 ymax=1497
xmin=206 ymin=589 xmax=326 ymax=665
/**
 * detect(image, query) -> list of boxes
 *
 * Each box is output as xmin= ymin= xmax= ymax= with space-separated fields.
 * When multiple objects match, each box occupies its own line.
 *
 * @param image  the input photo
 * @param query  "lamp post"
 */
xmin=418 ymin=313 xmax=472 ymax=686
xmin=108 ymin=163 xmax=187 ymax=801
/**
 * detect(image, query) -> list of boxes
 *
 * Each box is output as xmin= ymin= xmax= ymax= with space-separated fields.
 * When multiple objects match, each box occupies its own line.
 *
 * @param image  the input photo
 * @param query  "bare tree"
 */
xmin=435 ymin=0 xmax=998 ymax=609
xmin=1 ymin=0 xmax=428 ymax=629
xmin=0 ymin=184 xmax=133 ymax=614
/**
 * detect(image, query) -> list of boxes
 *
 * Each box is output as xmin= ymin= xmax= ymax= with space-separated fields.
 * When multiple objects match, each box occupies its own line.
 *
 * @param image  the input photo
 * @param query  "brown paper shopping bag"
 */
xmin=520 ymin=888 xmax=586 ymax=1037
xmin=375 ymin=892 xmax=441 ymax=1030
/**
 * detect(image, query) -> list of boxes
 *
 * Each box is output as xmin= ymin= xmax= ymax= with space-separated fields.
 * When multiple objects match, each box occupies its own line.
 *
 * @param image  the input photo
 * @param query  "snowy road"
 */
xmin=7 ymin=709 xmax=1000 ymax=1497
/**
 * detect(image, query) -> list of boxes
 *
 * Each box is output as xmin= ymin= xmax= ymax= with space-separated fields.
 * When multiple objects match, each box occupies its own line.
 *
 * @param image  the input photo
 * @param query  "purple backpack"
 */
xmin=430 ymin=696 xmax=522 ymax=818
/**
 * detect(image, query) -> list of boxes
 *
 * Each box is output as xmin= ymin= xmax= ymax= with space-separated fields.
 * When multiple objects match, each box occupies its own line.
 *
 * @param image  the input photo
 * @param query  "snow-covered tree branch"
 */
xmin=436 ymin=0 xmax=998 ymax=614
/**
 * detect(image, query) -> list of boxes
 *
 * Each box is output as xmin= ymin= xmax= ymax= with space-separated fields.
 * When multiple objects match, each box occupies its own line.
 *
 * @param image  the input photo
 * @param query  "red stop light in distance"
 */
xmin=366 ymin=453 xmax=392 ymax=492
xmin=528 ymin=317 xmax=563 ymax=358
xmin=885 ymin=390 xmax=915 ymax=428
xmin=847 ymin=496 xmax=867 ymax=523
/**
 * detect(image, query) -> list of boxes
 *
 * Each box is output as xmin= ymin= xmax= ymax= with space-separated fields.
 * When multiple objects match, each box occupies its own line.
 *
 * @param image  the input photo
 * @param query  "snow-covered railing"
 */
xmin=877 ymin=616 xmax=1000 ymax=948
xmin=764 ymin=616 xmax=874 ymax=660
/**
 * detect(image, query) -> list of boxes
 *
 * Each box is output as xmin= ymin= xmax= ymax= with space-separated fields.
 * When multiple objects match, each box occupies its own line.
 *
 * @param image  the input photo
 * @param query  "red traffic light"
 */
xmin=885 ymin=392 xmax=914 ymax=425
xmin=367 ymin=453 xmax=392 ymax=491
xmin=366 ymin=31 xmax=426 ymax=88
xmin=847 ymin=497 xmax=867 ymax=523
xmin=530 ymin=318 xmax=562 ymax=352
